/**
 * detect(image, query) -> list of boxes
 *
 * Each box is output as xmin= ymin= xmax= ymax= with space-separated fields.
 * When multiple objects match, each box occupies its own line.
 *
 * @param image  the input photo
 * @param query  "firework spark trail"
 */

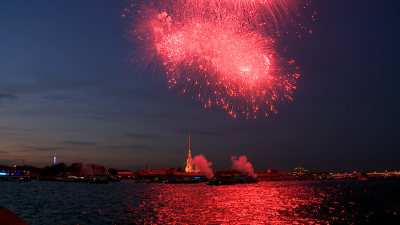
xmin=154 ymin=14 xmax=298 ymax=117
xmin=129 ymin=0 xmax=304 ymax=118
xmin=178 ymin=0 xmax=309 ymax=35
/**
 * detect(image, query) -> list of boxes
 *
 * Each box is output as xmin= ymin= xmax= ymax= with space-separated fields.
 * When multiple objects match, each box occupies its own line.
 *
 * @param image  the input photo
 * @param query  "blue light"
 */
xmin=0 ymin=172 xmax=7 ymax=176
xmin=194 ymin=177 xmax=200 ymax=179
xmin=15 ymin=173 xmax=20 ymax=175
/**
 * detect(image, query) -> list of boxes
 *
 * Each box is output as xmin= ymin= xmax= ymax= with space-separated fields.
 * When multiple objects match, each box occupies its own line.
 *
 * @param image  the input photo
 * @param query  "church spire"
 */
xmin=185 ymin=133 xmax=194 ymax=172
xmin=188 ymin=133 xmax=191 ymax=158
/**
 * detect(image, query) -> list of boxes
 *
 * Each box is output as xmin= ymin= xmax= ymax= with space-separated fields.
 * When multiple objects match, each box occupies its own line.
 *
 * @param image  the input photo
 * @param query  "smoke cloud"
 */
xmin=231 ymin=155 xmax=255 ymax=178
xmin=190 ymin=155 xmax=214 ymax=179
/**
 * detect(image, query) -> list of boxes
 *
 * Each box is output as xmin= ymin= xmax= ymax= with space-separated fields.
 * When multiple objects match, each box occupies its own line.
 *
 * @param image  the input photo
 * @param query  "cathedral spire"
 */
xmin=185 ymin=133 xmax=194 ymax=172
xmin=188 ymin=133 xmax=191 ymax=158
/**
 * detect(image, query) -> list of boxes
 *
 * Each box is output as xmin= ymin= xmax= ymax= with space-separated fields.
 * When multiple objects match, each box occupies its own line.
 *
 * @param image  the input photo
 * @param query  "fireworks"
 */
xmin=190 ymin=0 xmax=306 ymax=34
xmin=128 ymin=0 xmax=308 ymax=118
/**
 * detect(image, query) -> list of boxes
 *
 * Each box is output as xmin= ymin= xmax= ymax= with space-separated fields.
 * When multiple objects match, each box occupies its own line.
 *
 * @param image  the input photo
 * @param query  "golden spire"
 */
xmin=185 ymin=133 xmax=194 ymax=172
xmin=188 ymin=133 xmax=191 ymax=158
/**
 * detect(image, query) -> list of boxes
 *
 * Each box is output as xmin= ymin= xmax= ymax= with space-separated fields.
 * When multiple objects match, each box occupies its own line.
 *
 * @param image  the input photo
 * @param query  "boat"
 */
xmin=165 ymin=179 xmax=200 ymax=184
xmin=38 ymin=176 xmax=60 ymax=181
xmin=108 ymin=175 xmax=121 ymax=182
xmin=87 ymin=175 xmax=109 ymax=184
xmin=88 ymin=178 xmax=109 ymax=184
xmin=235 ymin=178 xmax=259 ymax=184
xmin=61 ymin=176 xmax=80 ymax=182
xmin=207 ymin=175 xmax=237 ymax=185
xmin=5 ymin=176 xmax=32 ymax=182
xmin=207 ymin=179 xmax=236 ymax=185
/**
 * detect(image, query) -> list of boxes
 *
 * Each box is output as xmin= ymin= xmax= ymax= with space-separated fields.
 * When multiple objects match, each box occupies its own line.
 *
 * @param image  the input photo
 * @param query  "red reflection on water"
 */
xmin=130 ymin=182 xmax=332 ymax=224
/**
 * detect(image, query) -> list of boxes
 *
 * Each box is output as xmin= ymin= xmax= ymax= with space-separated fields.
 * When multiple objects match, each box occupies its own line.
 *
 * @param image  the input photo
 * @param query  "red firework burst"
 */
xmin=128 ymin=0 xmax=303 ymax=118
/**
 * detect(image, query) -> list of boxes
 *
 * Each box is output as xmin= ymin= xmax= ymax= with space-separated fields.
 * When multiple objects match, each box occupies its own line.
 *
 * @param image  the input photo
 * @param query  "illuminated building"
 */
xmin=185 ymin=133 xmax=199 ymax=173
xmin=294 ymin=167 xmax=308 ymax=174
xmin=54 ymin=147 xmax=57 ymax=165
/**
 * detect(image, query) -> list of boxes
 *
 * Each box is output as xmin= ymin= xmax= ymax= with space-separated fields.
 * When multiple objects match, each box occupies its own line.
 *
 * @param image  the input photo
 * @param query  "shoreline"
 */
xmin=0 ymin=205 xmax=28 ymax=225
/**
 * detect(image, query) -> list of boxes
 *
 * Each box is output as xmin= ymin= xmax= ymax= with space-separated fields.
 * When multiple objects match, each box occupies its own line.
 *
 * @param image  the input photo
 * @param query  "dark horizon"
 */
xmin=1 ymin=160 xmax=397 ymax=175
xmin=1 ymin=1 xmax=399 ymax=173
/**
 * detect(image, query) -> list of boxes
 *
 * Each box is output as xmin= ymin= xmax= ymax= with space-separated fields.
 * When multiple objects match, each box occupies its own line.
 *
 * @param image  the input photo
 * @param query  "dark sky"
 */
xmin=1 ymin=1 xmax=399 ymax=173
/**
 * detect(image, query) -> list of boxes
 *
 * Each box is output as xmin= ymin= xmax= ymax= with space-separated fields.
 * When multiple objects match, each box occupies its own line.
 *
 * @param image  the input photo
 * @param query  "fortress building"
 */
xmin=185 ymin=133 xmax=199 ymax=173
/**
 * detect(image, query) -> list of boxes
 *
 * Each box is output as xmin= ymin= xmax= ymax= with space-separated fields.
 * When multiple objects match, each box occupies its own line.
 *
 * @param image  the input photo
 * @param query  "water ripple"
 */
xmin=0 ymin=179 xmax=399 ymax=224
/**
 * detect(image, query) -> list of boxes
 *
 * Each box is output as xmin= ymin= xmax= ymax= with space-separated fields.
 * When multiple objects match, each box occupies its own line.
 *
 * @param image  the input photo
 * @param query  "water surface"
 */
xmin=0 ymin=179 xmax=399 ymax=224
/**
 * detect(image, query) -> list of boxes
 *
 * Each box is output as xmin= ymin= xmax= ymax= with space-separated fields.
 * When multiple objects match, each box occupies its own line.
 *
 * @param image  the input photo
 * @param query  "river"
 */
xmin=0 ymin=179 xmax=399 ymax=224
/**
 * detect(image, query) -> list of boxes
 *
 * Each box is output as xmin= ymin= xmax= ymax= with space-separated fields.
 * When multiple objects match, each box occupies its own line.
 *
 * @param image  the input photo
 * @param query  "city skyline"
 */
xmin=1 ymin=1 xmax=399 ymax=173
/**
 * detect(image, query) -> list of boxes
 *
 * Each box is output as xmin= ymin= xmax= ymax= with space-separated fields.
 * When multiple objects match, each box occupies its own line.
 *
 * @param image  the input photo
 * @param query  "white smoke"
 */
xmin=190 ymin=155 xmax=214 ymax=179
xmin=231 ymin=155 xmax=255 ymax=178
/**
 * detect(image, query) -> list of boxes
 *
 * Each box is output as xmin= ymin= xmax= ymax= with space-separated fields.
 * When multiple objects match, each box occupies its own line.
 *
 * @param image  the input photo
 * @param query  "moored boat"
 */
xmin=235 ymin=178 xmax=259 ymax=184
xmin=61 ymin=176 xmax=80 ymax=182
xmin=87 ymin=175 xmax=109 ymax=184
xmin=207 ymin=179 xmax=236 ymax=185
xmin=165 ymin=179 xmax=200 ymax=184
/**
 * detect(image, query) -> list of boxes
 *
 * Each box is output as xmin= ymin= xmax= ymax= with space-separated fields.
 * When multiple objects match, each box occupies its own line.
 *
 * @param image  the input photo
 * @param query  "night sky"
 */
xmin=1 ymin=1 xmax=399 ymax=173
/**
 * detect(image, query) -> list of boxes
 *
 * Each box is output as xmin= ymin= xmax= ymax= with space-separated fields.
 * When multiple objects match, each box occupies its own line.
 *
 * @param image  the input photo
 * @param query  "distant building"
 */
xmin=53 ymin=147 xmax=57 ymax=165
xmin=185 ymin=133 xmax=199 ymax=173
xmin=294 ymin=167 xmax=307 ymax=174
xmin=255 ymin=171 xmax=286 ymax=181
xmin=117 ymin=171 xmax=134 ymax=178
